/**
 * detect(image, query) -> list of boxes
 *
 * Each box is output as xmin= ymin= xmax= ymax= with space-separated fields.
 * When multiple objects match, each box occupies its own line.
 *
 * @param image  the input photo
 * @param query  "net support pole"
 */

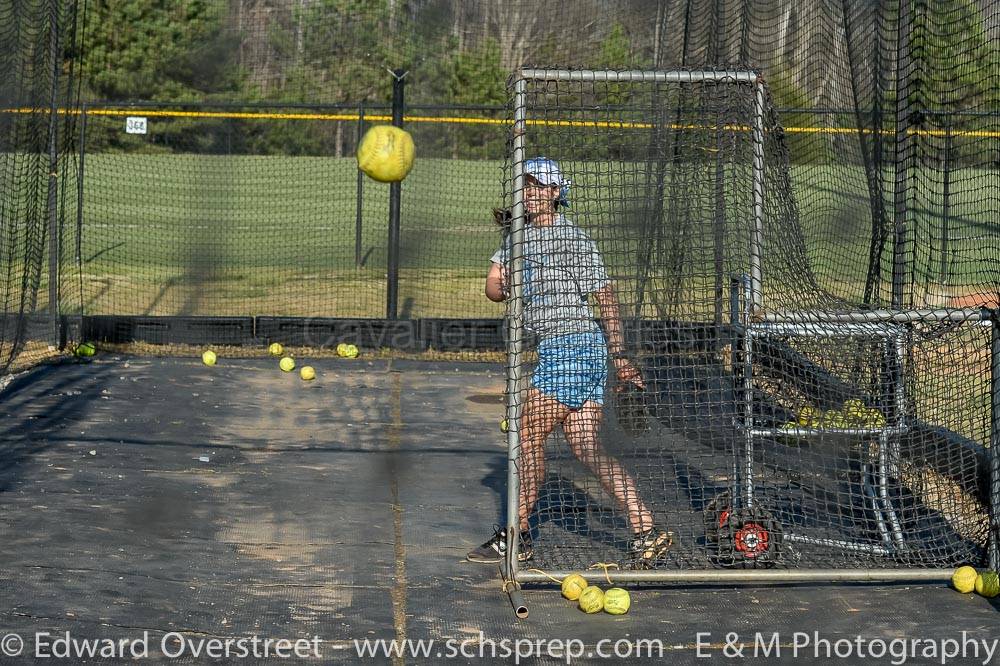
xmin=938 ymin=117 xmax=952 ymax=286
xmin=891 ymin=0 xmax=915 ymax=309
xmin=990 ymin=312 xmax=1000 ymax=572
xmin=503 ymin=75 xmax=529 ymax=601
xmin=738 ymin=75 xmax=766 ymax=511
xmin=741 ymin=277 xmax=755 ymax=510
xmin=76 ymin=103 xmax=87 ymax=266
xmin=712 ymin=127 xmax=725 ymax=341
xmin=518 ymin=69 xmax=756 ymax=82
xmin=46 ymin=0 xmax=63 ymax=347
xmin=355 ymin=101 xmax=365 ymax=268
xmin=386 ymin=69 xmax=406 ymax=320
xmin=749 ymin=76 xmax=765 ymax=317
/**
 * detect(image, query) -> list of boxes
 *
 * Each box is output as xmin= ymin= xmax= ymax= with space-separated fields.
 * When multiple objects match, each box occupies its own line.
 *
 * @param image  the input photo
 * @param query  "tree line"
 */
xmin=60 ymin=0 xmax=998 ymax=159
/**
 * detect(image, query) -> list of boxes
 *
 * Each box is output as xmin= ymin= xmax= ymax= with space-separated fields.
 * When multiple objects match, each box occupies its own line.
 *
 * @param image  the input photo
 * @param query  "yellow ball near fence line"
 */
xmin=202 ymin=350 xmax=217 ymax=366
xmin=336 ymin=343 xmax=348 ymax=357
xmin=357 ymin=125 xmax=415 ymax=183
xmin=344 ymin=344 xmax=359 ymax=359
xmin=75 ymin=341 xmax=96 ymax=357
xmin=864 ymin=408 xmax=886 ymax=428
xmin=500 ymin=419 xmax=509 ymax=433
xmin=975 ymin=571 xmax=1000 ymax=598
xmin=952 ymin=566 xmax=978 ymax=593
xmin=561 ymin=574 xmax=588 ymax=601
xmin=603 ymin=588 xmax=631 ymax=615
xmin=300 ymin=366 xmax=316 ymax=381
xmin=268 ymin=342 xmax=283 ymax=357
xmin=578 ymin=586 xmax=604 ymax=613
xmin=843 ymin=398 xmax=865 ymax=412
xmin=796 ymin=406 xmax=818 ymax=426
xmin=820 ymin=410 xmax=842 ymax=428
xmin=279 ymin=356 xmax=295 ymax=372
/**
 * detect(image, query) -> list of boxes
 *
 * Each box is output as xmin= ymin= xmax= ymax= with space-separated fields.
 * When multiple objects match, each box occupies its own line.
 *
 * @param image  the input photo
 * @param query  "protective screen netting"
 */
xmin=1 ymin=1 xmax=998 ymax=572
xmin=501 ymin=70 xmax=991 ymax=571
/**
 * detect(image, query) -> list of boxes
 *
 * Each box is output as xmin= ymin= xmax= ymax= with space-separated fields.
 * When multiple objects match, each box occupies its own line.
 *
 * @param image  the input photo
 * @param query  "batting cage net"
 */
xmin=3 ymin=0 xmax=999 ymax=373
xmin=61 ymin=103 xmax=508 ymax=355
xmin=1 ymin=2 xmax=998 ymax=569
xmin=501 ymin=68 xmax=994 ymax=579
xmin=1 ymin=0 xmax=80 ymax=374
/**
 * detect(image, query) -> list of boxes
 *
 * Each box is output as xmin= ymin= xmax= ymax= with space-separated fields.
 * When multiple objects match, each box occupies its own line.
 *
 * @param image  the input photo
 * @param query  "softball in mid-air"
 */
xmin=357 ymin=125 xmax=415 ymax=182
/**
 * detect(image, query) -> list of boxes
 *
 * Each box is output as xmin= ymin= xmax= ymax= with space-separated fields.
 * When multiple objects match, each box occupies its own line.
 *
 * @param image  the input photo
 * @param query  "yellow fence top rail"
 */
xmin=3 ymin=107 xmax=999 ymax=138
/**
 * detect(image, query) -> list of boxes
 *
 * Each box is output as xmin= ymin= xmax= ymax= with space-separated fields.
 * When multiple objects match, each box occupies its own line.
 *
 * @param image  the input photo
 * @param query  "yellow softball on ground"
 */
xmin=975 ymin=571 xmax=1000 ymax=598
xmin=336 ymin=343 xmax=348 ymax=357
xmin=202 ymin=350 xmax=217 ymax=366
xmin=843 ymin=398 xmax=865 ymax=412
xmin=279 ymin=356 xmax=295 ymax=372
xmin=952 ymin=566 xmax=978 ymax=593
xmin=268 ymin=342 xmax=283 ymax=357
xmin=820 ymin=410 xmax=842 ymax=427
xmin=500 ymin=419 xmax=509 ymax=433
xmin=344 ymin=344 xmax=359 ymax=358
xmin=75 ymin=341 xmax=96 ymax=357
xmin=796 ymin=406 xmax=818 ymax=426
xmin=560 ymin=574 xmax=588 ymax=601
xmin=603 ymin=588 xmax=631 ymax=615
xmin=357 ymin=125 xmax=415 ymax=182
xmin=864 ymin=408 xmax=886 ymax=428
xmin=578 ymin=586 xmax=604 ymax=613
xmin=300 ymin=366 xmax=316 ymax=381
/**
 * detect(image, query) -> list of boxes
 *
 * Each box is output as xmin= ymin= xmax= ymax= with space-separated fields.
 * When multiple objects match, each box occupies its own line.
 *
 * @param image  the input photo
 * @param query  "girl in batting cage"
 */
xmin=467 ymin=157 xmax=672 ymax=569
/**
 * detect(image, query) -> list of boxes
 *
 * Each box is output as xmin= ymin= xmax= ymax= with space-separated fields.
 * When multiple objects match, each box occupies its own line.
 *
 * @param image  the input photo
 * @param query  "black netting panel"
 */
xmin=1 ymin=0 xmax=79 ymax=373
xmin=2 ymin=1 xmax=997 ymax=572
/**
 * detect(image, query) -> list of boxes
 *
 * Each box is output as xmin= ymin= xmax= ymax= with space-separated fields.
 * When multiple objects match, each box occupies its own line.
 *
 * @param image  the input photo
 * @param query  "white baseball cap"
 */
xmin=525 ymin=157 xmax=570 ymax=207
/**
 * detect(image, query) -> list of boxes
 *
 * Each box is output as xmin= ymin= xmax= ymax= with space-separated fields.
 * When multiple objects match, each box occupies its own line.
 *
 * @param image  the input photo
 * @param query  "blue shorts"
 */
xmin=532 ymin=331 xmax=608 ymax=409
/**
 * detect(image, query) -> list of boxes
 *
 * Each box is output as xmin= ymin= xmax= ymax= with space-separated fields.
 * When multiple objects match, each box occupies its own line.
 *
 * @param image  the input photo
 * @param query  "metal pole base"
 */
xmin=501 ymin=565 xmax=529 ymax=618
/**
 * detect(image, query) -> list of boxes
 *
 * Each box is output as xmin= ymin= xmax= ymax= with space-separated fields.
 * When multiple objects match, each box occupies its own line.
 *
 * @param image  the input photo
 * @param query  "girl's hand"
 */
xmin=613 ymin=357 xmax=644 ymax=389
xmin=485 ymin=262 xmax=507 ymax=302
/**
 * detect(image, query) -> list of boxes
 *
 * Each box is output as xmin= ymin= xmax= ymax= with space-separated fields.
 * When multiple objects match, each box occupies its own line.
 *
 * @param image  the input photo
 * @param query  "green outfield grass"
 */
xmin=11 ymin=151 xmax=994 ymax=447
xmin=48 ymin=154 xmax=998 ymax=317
